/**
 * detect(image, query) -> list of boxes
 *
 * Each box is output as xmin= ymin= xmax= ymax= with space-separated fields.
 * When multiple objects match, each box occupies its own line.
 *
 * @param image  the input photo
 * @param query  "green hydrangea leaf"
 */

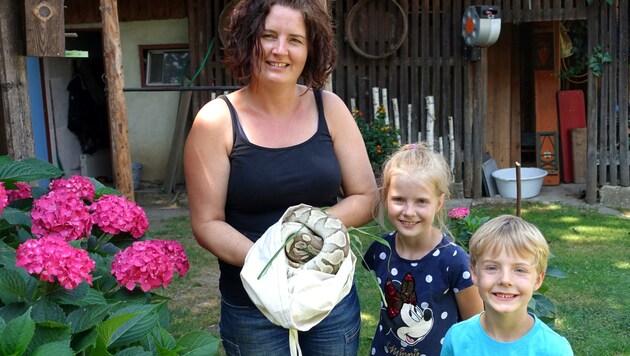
xmin=31 ymin=341 xmax=75 ymax=356
xmin=0 ymin=268 xmax=27 ymax=304
xmin=66 ymin=304 xmax=113 ymax=334
xmin=0 ymin=308 xmax=35 ymax=356
xmin=0 ymin=157 xmax=63 ymax=182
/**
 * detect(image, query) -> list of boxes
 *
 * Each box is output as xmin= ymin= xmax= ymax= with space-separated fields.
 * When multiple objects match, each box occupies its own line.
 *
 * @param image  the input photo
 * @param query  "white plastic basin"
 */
xmin=491 ymin=168 xmax=548 ymax=199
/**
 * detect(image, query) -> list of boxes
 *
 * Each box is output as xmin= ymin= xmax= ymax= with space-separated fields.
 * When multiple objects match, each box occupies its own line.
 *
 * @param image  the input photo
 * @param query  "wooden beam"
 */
xmin=320 ymin=0 xmax=332 ymax=92
xmin=463 ymin=62 xmax=473 ymax=197
xmin=0 ymin=0 xmax=35 ymax=160
xmin=100 ymin=0 xmax=134 ymax=201
xmin=472 ymin=48 xmax=488 ymax=199
xmin=585 ymin=3 xmax=598 ymax=204
xmin=163 ymin=86 xmax=192 ymax=194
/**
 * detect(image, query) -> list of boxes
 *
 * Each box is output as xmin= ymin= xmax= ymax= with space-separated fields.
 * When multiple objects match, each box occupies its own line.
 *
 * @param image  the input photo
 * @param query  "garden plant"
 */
xmin=0 ymin=156 xmax=219 ymax=355
xmin=353 ymin=106 xmax=400 ymax=173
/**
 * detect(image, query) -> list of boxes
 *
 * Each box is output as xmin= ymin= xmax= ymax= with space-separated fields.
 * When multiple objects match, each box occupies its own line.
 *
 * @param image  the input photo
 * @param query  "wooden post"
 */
xmin=472 ymin=48 xmax=488 ymax=199
xmin=585 ymin=5 xmax=598 ymax=204
xmin=392 ymin=98 xmax=401 ymax=143
xmin=381 ymin=88 xmax=389 ymax=125
xmin=463 ymin=61 xmax=474 ymax=197
xmin=515 ymin=161 xmax=521 ymax=217
xmin=320 ymin=0 xmax=332 ymax=92
xmin=372 ymin=87 xmax=380 ymax=119
xmin=407 ymin=104 xmax=412 ymax=144
xmin=448 ymin=116 xmax=455 ymax=176
xmin=100 ymin=0 xmax=134 ymax=201
xmin=425 ymin=96 xmax=435 ymax=151
xmin=0 ymin=0 xmax=36 ymax=160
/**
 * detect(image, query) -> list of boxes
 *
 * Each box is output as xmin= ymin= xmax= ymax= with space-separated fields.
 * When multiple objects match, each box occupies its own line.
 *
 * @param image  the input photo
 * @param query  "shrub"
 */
xmin=353 ymin=106 xmax=400 ymax=173
xmin=446 ymin=207 xmax=489 ymax=251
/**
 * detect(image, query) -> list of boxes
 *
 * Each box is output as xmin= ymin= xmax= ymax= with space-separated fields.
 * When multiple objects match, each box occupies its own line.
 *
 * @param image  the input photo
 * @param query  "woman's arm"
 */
xmin=321 ymin=90 xmax=377 ymax=228
xmin=183 ymin=98 xmax=253 ymax=267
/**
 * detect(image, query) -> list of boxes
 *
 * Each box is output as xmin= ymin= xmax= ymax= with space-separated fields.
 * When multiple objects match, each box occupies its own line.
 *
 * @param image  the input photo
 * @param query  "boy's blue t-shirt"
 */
xmin=363 ymin=232 xmax=475 ymax=356
xmin=441 ymin=313 xmax=574 ymax=356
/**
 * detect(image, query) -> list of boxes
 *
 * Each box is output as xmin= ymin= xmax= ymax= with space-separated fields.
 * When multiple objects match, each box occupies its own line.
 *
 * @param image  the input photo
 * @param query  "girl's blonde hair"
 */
xmin=374 ymin=142 xmax=452 ymax=231
xmin=468 ymin=215 xmax=549 ymax=275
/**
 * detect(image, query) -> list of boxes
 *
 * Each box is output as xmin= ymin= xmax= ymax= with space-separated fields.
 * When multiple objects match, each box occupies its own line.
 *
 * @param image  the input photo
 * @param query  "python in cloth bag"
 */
xmin=240 ymin=204 xmax=357 ymax=356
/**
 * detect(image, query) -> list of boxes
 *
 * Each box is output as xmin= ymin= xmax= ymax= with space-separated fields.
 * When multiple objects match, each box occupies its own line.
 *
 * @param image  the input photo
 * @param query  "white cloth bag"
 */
xmin=240 ymin=204 xmax=356 ymax=356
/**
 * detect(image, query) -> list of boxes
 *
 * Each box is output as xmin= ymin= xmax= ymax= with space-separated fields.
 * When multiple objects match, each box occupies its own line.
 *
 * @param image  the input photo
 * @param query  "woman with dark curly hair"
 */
xmin=183 ymin=1 xmax=376 ymax=355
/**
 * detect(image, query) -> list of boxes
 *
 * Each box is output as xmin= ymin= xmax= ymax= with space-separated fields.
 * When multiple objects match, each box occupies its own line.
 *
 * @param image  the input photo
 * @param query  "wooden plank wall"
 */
xmin=498 ymin=0 xmax=586 ymax=22
xmin=333 ymin=0 xmax=469 ymax=184
xmin=64 ymin=0 xmax=186 ymax=24
xmin=187 ymin=0 xmax=241 ymax=117
xmin=588 ymin=0 xmax=629 ymax=190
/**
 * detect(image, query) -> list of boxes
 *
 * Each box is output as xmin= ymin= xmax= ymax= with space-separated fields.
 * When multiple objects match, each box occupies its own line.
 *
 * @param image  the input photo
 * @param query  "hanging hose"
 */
xmin=184 ymin=37 xmax=216 ymax=87
xmin=561 ymin=57 xmax=588 ymax=85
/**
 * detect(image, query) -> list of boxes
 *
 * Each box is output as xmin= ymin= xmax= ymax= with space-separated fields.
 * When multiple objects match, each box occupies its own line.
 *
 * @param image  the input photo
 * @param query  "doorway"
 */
xmin=43 ymin=30 xmax=112 ymax=183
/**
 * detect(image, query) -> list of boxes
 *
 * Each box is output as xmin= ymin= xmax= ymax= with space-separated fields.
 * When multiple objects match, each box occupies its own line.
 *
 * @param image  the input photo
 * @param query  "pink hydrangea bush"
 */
xmin=446 ymin=207 xmax=489 ymax=250
xmin=111 ymin=240 xmax=189 ymax=292
xmin=91 ymin=194 xmax=149 ymax=238
xmin=447 ymin=206 xmax=470 ymax=220
xmin=0 ymin=156 xmax=215 ymax=354
xmin=0 ymin=182 xmax=8 ymax=216
xmin=15 ymin=236 xmax=95 ymax=290
xmin=31 ymin=189 xmax=93 ymax=241
xmin=49 ymin=174 xmax=96 ymax=201
xmin=7 ymin=182 xmax=32 ymax=202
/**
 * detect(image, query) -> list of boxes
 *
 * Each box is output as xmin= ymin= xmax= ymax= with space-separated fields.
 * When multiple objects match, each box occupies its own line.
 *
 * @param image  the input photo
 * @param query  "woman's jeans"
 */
xmin=220 ymin=284 xmax=361 ymax=356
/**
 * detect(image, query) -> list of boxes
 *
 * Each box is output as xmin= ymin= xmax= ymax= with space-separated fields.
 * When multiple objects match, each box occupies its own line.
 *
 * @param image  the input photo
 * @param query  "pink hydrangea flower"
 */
xmin=111 ymin=240 xmax=189 ymax=292
xmin=15 ymin=236 xmax=95 ymax=290
xmin=49 ymin=175 xmax=96 ymax=202
xmin=0 ymin=182 xmax=8 ymax=216
xmin=448 ymin=207 xmax=470 ymax=220
xmin=31 ymin=190 xmax=92 ymax=241
xmin=7 ymin=182 xmax=32 ymax=202
xmin=90 ymin=194 xmax=149 ymax=238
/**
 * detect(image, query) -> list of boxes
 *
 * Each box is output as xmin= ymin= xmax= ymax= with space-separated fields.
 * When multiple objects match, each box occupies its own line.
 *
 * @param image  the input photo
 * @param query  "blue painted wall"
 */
xmin=26 ymin=57 xmax=49 ymax=163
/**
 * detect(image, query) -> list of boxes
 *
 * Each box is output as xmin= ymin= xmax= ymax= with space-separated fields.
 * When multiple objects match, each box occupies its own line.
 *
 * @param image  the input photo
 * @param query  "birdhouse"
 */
xmin=25 ymin=0 xmax=65 ymax=57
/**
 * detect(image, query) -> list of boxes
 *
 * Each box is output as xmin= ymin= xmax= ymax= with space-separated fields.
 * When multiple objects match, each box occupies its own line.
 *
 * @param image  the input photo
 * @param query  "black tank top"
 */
xmin=219 ymin=89 xmax=342 ymax=306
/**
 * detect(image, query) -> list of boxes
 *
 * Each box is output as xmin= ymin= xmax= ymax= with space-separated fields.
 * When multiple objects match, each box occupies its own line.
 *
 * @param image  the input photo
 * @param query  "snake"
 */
xmin=283 ymin=205 xmax=350 ymax=276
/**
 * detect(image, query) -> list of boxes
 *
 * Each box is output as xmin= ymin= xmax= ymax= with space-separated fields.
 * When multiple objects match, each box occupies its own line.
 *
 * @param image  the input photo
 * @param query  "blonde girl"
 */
xmin=363 ymin=142 xmax=483 ymax=356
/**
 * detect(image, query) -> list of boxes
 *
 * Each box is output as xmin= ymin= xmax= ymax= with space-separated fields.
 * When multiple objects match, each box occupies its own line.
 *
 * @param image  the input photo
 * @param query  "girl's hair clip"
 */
xmin=402 ymin=144 xmax=418 ymax=151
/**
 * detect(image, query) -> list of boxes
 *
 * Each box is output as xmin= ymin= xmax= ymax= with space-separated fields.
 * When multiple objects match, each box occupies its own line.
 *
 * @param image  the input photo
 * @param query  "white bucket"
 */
xmin=491 ymin=168 xmax=548 ymax=199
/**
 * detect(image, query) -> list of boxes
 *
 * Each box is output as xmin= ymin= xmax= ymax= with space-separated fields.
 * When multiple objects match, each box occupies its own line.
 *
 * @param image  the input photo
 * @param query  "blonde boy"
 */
xmin=441 ymin=215 xmax=573 ymax=355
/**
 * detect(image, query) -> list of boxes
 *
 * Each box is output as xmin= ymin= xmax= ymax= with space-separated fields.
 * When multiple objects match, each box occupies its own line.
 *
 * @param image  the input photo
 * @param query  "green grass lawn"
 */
xmin=149 ymin=203 xmax=630 ymax=355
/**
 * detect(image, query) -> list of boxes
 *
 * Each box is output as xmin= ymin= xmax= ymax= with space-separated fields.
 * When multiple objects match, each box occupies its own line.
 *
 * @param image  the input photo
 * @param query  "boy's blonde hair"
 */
xmin=469 ymin=215 xmax=549 ymax=274
xmin=375 ymin=142 xmax=452 ymax=231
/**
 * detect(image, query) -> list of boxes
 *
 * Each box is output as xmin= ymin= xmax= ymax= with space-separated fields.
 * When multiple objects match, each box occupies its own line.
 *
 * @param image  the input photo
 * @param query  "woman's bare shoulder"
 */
xmin=319 ymin=89 xmax=354 ymax=129
xmin=187 ymin=95 xmax=234 ymax=153
xmin=319 ymin=89 xmax=346 ymax=108
xmin=195 ymin=96 xmax=232 ymax=125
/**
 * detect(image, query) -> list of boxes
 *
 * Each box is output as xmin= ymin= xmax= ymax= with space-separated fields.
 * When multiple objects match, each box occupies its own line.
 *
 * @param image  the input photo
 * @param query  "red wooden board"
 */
xmin=557 ymin=90 xmax=587 ymax=183
xmin=534 ymin=70 xmax=560 ymax=185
